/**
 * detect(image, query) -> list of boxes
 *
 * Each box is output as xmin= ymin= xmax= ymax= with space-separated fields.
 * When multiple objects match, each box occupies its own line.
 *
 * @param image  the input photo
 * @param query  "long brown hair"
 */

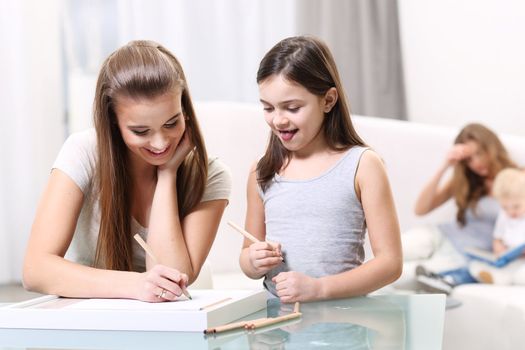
xmin=256 ymin=36 xmax=366 ymax=191
xmin=93 ymin=40 xmax=208 ymax=270
xmin=452 ymin=123 xmax=515 ymax=225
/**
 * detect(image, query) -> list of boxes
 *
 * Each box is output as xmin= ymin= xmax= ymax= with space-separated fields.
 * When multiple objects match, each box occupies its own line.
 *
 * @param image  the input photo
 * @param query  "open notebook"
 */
xmin=464 ymin=243 xmax=525 ymax=268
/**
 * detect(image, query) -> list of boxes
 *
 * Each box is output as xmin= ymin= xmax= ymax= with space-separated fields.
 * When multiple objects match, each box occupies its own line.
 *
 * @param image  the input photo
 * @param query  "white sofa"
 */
xmin=195 ymin=101 xmax=525 ymax=294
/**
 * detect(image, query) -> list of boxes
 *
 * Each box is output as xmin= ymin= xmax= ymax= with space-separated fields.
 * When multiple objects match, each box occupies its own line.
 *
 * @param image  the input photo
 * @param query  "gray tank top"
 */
xmin=260 ymin=146 xmax=368 ymax=296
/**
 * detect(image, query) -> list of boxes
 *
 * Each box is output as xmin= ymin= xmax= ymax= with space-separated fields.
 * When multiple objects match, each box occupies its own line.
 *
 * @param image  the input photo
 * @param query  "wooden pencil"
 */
xmin=293 ymin=301 xmax=300 ymax=313
xmin=247 ymin=312 xmax=302 ymax=329
xmin=133 ymin=234 xmax=193 ymax=300
xmin=204 ymin=316 xmax=301 ymax=338
xmin=134 ymin=234 xmax=159 ymax=264
xmin=205 ymin=302 xmax=302 ymax=333
xmin=203 ymin=317 xmax=266 ymax=334
xmin=227 ymin=221 xmax=260 ymax=243
xmin=227 ymin=221 xmax=285 ymax=262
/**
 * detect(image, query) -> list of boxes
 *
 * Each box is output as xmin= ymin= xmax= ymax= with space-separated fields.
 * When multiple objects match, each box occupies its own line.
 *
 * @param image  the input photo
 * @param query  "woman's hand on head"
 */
xmin=248 ymin=241 xmax=283 ymax=275
xmin=446 ymin=143 xmax=474 ymax=166
xmin=272 ymin=271 xmax=321 ymax=303
xmin=158 ymin=129 xmax=194 ymax=176
xmin=135 ymin=264 xmax=189 ymax=302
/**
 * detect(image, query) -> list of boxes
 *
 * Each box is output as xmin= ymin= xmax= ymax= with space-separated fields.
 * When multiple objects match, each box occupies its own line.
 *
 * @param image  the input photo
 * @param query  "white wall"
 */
xmin=398 ymin=0 xmax=525 ymax=136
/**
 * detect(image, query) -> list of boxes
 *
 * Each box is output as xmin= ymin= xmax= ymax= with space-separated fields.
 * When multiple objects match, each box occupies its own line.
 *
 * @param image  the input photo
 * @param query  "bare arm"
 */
xmin=23 ymin=170 xmax=143 ymax=299
xmin=317 ymin=151 xmax=403 ymax=299
xmin=147 ymin=171 xmax=227 ymax=284
xmin=414 ymin=162 xmax=453 ymax=215
xmin=414 ymin=145 xmax=467 ymax=215
xmin=146 ymin=129 xmax=228 ymax=284
xmin=239 ymin=163 xmax=282 ymax=279
xmin=415 ymin=143 xmax=475 ymax=215
xmin=24 ymin=166 xmax=218 ymax=301
xmin=147 ymin=160 xmax=228 ymax=285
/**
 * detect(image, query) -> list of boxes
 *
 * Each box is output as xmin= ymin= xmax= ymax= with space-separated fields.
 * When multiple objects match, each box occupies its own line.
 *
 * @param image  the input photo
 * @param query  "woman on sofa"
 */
xmin=413 ymin=123 xmax=516 ymax=293
xmin=23 ymin=40 xmax=231 ymax=301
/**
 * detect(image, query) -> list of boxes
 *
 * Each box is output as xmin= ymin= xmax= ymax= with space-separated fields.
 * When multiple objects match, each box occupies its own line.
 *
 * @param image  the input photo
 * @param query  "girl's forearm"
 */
xmin=317 ymin=255 xmax=403 ymax=300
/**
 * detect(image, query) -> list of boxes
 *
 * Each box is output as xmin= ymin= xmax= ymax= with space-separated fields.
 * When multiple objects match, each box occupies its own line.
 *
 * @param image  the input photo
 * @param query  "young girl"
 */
xmin=23 ymin=40 xmax=231 ymax=302
xmin=239 ymin=36 xmax=402 ymax=303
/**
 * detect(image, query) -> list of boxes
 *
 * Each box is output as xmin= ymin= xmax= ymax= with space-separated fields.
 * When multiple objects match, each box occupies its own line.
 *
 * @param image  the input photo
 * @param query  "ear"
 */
xmin=323 ymin=87 xmax=338 ymax=113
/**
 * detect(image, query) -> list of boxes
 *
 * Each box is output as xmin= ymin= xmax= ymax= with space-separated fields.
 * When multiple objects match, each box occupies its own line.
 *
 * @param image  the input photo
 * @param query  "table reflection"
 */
xmin=244 ymin=296 xmax=406 ymax=350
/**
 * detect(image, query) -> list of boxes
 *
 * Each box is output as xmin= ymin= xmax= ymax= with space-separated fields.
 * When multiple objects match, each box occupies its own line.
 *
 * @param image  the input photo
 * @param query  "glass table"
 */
xmin=0 ymin=293 xmax=445 ymax=349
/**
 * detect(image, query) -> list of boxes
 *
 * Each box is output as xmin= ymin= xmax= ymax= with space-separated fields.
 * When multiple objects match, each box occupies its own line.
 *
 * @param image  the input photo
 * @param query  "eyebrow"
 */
xmin=259 ymin=99 xmax=302 ymax=106
xmin=127 ymin=113 xmax=181 ymax=129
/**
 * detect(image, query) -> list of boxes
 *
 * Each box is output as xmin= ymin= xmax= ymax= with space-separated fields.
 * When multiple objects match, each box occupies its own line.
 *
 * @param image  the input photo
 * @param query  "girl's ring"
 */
xmin=158 ymin=289 xmax=167 ymax=299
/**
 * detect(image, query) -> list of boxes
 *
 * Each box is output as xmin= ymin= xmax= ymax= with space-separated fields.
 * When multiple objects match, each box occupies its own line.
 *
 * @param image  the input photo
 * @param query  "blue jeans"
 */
xmin=440 ymin=266 xmax=477 ymax=285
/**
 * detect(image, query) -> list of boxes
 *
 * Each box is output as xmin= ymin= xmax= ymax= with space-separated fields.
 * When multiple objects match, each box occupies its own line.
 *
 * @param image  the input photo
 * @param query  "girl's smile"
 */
xmin=277 ymin=129 xmax=299 ymax=142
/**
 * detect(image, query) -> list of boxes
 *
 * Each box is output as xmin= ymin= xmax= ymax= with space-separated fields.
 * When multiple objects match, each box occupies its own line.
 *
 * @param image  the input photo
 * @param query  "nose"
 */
xmin=150 ymin=132 xmax=168 ymax=150
xmin=272 ymin=110 xmax=289 ymax=128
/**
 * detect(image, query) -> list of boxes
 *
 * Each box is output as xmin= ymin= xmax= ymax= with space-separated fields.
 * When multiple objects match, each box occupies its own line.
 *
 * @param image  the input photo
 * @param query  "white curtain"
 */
xmin=64 ymin=0 xmax=406 ymax=131
xmin=0 ymin=0 xmax=64 ymax=283
xmin=296 ymin=0 xmax=406 ymax=119
xmin=0 ymin=178 xmax=6 ymax=282
xmin=64 ymin=0 xmax=299 ymax=132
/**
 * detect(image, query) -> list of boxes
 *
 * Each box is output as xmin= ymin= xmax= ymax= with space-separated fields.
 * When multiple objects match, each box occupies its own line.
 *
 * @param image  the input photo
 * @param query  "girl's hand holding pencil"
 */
xmin=247 ymin=241 xmax=284 ymax=275
xmin=228 ymin=222 xmax=284 ymax=275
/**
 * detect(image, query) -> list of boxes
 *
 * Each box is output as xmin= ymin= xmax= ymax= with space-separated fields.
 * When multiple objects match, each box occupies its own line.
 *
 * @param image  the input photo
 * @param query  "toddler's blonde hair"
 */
xmin=492 ymin=168 xmax=525 ymax=200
